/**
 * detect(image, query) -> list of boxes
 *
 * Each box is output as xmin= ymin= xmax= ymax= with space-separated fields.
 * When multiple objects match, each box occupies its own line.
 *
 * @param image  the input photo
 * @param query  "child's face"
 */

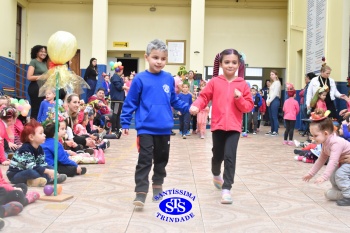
xmin=251 ymin=89 xmax=257 ymax=96
xmin=104 ymin=76 xmax=110 ymax=82
xmin=33 ymin=126 xmax=46 ymax=145
xmin=310 ymin=125 xmax=328 ymax=144
xmin=129 ymin=74 xmax=134 ymax=80
xmin=96 ymin=90 xmax=105 ymax=100
xmin=320 ymin=92 xmax=327 ymax=101
xmin=83 ymin=118 xmax=88 ymax=126
xmin=220 ymin=54 xmax=240 ymax=79
xmin=59 ymin=121 xmax=67 ymax=138
xmin=182 ymin=85 xmax=189 ymax=93
xmin=0 ymin=99 xmax=8 ymax=108
xmin=145 ymin=49 xmax=167 ymax=73
xmin=46 ymin=90 xmax=55 ymax=101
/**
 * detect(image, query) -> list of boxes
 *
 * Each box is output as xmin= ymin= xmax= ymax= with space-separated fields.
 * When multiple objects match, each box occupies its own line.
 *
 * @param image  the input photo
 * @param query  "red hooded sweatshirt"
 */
xmin=192 ymin=75 xmax=254 ymax=132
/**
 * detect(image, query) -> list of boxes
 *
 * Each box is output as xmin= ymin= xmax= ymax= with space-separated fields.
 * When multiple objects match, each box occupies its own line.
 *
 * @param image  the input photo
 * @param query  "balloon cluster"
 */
xmin=10 ymin=98 xmax=31 ymax=117
xmin=109 ymin=61 xmax=124 ymax=72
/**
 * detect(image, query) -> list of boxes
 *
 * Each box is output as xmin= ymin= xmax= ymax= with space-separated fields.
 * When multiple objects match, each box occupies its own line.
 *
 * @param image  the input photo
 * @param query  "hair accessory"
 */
xmin=309 ymin=109 xmax=331 ymax=121
xmin=109 ymin=61 xmax=123 ymax=72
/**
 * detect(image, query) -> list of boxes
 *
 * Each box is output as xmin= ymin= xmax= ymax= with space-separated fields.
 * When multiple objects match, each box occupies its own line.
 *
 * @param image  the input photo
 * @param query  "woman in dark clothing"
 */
xmin=26 ymin=45 xmax=48 ymax=119
xmin=84 ymin=58 xmax=98 ymax=101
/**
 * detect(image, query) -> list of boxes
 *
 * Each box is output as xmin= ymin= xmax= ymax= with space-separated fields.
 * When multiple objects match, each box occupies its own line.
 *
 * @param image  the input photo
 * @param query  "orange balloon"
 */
xmin=56 ymin=184 xmax=62 ymax=195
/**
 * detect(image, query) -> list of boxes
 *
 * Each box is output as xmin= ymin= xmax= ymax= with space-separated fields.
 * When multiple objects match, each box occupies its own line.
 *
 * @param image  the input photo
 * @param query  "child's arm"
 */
xmin=37 ymin=101 xmax=44 ymax=122
xmin=295 ymin=101 xmax=300 ymax=114
xmin=192 ymin=80 xmax=214 ymax=111
xmin=315 ymin=144 xmax=342 ymax=183
xmin=342 ymin=124 xmax=350 ymax=139
xmin=234 ymin=85 xmax=254 ymax=113
xmin=57 ymin=144 xmax=78 ymax=167
xmin=121 ymin=78 xmax=141 ymax=130
xmin=303 ymin=151 xmax=328 ymax=182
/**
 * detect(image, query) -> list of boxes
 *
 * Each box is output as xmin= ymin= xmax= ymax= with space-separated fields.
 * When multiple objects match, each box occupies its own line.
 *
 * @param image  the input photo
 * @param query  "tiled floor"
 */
xmin=2 ymin=126 xmax=350 ymax=233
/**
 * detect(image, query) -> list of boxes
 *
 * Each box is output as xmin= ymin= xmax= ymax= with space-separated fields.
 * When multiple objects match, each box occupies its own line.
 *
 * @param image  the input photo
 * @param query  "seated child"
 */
xmin=0 ymin=169 xmax=39 ymax=206
xmin=37 ymin=88 xmax=56 ymax=123
xmin=0 ymin=107 xmax=19 ymax=165
xmin=41 ymin=121 xmax=87 ymax=177
xmin=6 ymin=119 xmax=67 ymax=187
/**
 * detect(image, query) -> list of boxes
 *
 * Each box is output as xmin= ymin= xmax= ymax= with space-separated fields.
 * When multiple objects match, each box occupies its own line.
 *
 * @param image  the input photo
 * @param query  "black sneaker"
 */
xmin=270 ymin=132 xmax=278 ymax=136
xmin=133 ymin=193 xmax=147 ymax=207
xmin=336 ymin=198 xmax=350 ymax=206
xmin=81 ymin=167 xmax=87 ymax=175
xmin=265 ymin=131 xmax=272 ymax=135
xmin=116 ymin=129 xmax=122 ymax=139
xmin=171 ymin=131 xmax=176 ymax=136
xmin=152 ymin=187 xmax=163 ymax=202
xmin=57 ymin=174 xmax=67 ymax=183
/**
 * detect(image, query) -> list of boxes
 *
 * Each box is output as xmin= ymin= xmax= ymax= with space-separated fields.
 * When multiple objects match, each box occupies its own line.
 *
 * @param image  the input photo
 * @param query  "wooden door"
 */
xmin=71 ymin=49 xmax=81 ymax=76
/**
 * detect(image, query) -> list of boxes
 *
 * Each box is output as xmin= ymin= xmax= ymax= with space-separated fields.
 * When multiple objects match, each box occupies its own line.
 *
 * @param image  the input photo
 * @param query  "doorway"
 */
xmin=71 ymin=49 xmax=81 ymax=76
xmin=116 ymin=58 xmax=138 ymax=76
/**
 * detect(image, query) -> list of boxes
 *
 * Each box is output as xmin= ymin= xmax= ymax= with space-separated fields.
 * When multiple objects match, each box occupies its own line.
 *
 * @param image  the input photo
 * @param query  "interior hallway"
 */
xmin=2 ymin=126 xmax=350 ymax=233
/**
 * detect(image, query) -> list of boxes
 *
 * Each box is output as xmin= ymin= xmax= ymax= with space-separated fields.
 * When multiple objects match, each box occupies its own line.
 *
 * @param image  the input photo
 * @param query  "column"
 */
xmin=92 ymin=0 xmax=108 ymax=65
xmin=189 ymin=0 xmax=205 ymax=75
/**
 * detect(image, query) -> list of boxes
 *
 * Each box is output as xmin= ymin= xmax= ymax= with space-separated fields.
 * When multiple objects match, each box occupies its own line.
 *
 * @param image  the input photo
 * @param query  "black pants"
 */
xmin=284 ymin=120 xmax=296 ymax=141
xmin=58 ymin=165 xmax=77 ymax=177
xmin=248 ymin=112 xmax=258 ymax=132
xmin=0 ymin=186 xmax=28 ymax=207
xmin=28 ymin=81 xmax=45 ymax=120
xmin=191 ymin=115 xmax=197 ymax=132
xmin=111 ymin=101 xmax=123 ymax=132
xmin=211 ymin=130 xmax=240 ymax=190
xmin=135 ymin=134 xmax=170 ymax=193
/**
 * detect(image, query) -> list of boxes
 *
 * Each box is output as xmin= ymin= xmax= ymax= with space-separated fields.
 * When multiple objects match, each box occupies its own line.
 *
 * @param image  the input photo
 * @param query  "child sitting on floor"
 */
xmin=0 ymin=107 xmax=19 ymax=165
xmin=41 ymin=121 xmax=87 ymax=177
xmin=6 ymin=119 xmax=67 ymax=187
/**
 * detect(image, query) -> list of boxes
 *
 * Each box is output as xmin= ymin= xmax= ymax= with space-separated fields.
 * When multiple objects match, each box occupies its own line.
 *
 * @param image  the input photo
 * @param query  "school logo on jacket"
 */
xmin=163 ymin=84 xmax=170 ymax=93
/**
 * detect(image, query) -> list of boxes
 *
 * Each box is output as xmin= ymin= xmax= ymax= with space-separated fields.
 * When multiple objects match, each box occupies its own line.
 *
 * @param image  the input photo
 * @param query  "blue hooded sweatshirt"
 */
xmin=42 ymin=138 xmax=77 ymax=167
xmin=121 ymin=70 xmax=190 ymax=135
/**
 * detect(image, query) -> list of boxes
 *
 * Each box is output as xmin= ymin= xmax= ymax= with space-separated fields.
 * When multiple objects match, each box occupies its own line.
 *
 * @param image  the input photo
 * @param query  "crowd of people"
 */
xmin=1 ymin=38 xmax=350 ymax=229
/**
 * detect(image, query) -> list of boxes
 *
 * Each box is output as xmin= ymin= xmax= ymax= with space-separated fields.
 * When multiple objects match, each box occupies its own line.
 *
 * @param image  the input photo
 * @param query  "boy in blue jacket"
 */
xmin=41 ymin=122 xmax=86 ymax=177
xmin=121 ymin=39 xmax=190 ymax=207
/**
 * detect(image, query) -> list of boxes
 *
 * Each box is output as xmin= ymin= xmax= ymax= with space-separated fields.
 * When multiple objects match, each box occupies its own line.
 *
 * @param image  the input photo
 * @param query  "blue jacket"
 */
xmin=121 ymin=70 xmax=190 ymax=135
xmin=37 ymin=100 xmax=55 ymax=123
xmin=102 ymin=81 xmax=110 ymax=96
xmin=110 ymin=73 xmax=125 ymax=101
xmin=41 ymin=138 xmax=77 ymax=167
xmin=178 ymin=93 xmax=193 ymax=105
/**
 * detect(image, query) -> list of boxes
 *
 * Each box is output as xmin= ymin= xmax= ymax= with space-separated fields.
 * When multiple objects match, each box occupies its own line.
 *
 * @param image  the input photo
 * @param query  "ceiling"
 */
xmin=25 ymin=0 xmax=288 ymax=9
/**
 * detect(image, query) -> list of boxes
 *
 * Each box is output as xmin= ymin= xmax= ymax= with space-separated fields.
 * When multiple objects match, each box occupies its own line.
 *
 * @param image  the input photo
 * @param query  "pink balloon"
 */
xmin=17 ymin=106 xmax=24 ymax=112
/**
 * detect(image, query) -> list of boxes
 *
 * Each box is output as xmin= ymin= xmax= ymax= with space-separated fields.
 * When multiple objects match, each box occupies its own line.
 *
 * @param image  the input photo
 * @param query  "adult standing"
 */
xmin=26 ymin=45 xmax=48 ymax=119
xmin=306 ymin=65 xmax=345 ymax=119
xmin=262 ymin=80 xmax=271 ymax=126
xmin=265 ymin=70 xmax=281 ymax=136
xmin=186 ymin=70 xmax=199 ymax=134
xmin=110 ymin=66 xmax=126 ymax=138
xmin=84 ymin=58 xmax=98 ymax=101
xmin=299 ymin=72 xmax=316 ymax=132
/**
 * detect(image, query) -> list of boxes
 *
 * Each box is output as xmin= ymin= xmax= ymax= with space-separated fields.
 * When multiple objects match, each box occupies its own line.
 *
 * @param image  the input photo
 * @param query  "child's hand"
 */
xmin=1 ymin=160 xmax=10 ymax=166
xmin=76 ymin=166 xmax=82 ymax=174
xmin=205 ymin=106 xmax=210 ymax=111
xmin=45 ymin=169 xmax=55 ymax=179
xmin=177 ymin=111 xmax=182 ymax=116
xmin=339 ymin=109 xmax=348 ymax=116
xmin=190 ymin=106 xmax=199 ymax=115
xmin=234 ymin=89 xmax=241 ymax=98
xmin=122 ymin=129 xmax=129 ymax=135
xmin=302 ymin=174 xmax=313 ymax=182
xmin=266 ymin=101 xmax=270 ymax=107
xmin=8 ymin=142 xmax=18 ymax=151
xmin=314 ymin=177 xmax=326 ymax=184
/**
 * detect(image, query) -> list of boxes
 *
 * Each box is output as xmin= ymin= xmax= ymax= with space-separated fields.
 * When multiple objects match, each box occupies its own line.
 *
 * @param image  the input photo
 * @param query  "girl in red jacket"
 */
xmin=190 ymin=49 xmax=254 ymax=204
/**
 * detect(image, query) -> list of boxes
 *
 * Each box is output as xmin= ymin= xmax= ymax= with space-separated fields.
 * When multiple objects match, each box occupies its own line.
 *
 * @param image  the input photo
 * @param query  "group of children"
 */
xmin=0 ymin=90 xmax=113 ymax=228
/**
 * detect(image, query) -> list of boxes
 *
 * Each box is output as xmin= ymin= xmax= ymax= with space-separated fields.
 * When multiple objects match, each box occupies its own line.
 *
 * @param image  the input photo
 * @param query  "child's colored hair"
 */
xmin=310 ymin=117 xmax=334 ymax=134
xmin=0 ymin=106 xmax=17 ymax=120
xmin=213 ymin=49 xmax=245 ymax=78
xmin=20 ymin=119 xmax=42 ymax=143
xmin=310 ymin=88 xmax=328 ymax=108
xmin=287 ymin=90 xmax=296 ymax=97
xmin=146 ymin=39 xmax=167 ymax=56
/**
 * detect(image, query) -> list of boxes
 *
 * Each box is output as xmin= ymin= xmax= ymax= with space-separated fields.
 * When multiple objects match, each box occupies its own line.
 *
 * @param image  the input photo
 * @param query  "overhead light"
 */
xmin=150 ymin=6 xmax=156 ymax=12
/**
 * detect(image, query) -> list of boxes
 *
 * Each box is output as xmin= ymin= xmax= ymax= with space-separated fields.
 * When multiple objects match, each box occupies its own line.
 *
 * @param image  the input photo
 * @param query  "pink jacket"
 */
xmin=308 ymin=133 xmax=350 ymax=180
xmin=316 ymin=99 xmax=327 ymax=112
xmin=192 ymin=75 xmax=254 ymax=132
xmin=283 ymin=97 xmax=300 ymax=120
xmin=0 ymin=120 xmax=10 ymax=163
xmin=0 ymin=169 xmax=14 ymax=191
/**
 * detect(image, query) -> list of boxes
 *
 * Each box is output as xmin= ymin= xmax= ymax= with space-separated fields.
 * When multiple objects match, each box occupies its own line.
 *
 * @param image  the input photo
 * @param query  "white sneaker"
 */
xmin=182 ymin=135 xmax=186 ymax=139
xmin=324 ymin=188 xmax=343 ymax=201
xmin=294 ymin=139 xmax=300 ymax=147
